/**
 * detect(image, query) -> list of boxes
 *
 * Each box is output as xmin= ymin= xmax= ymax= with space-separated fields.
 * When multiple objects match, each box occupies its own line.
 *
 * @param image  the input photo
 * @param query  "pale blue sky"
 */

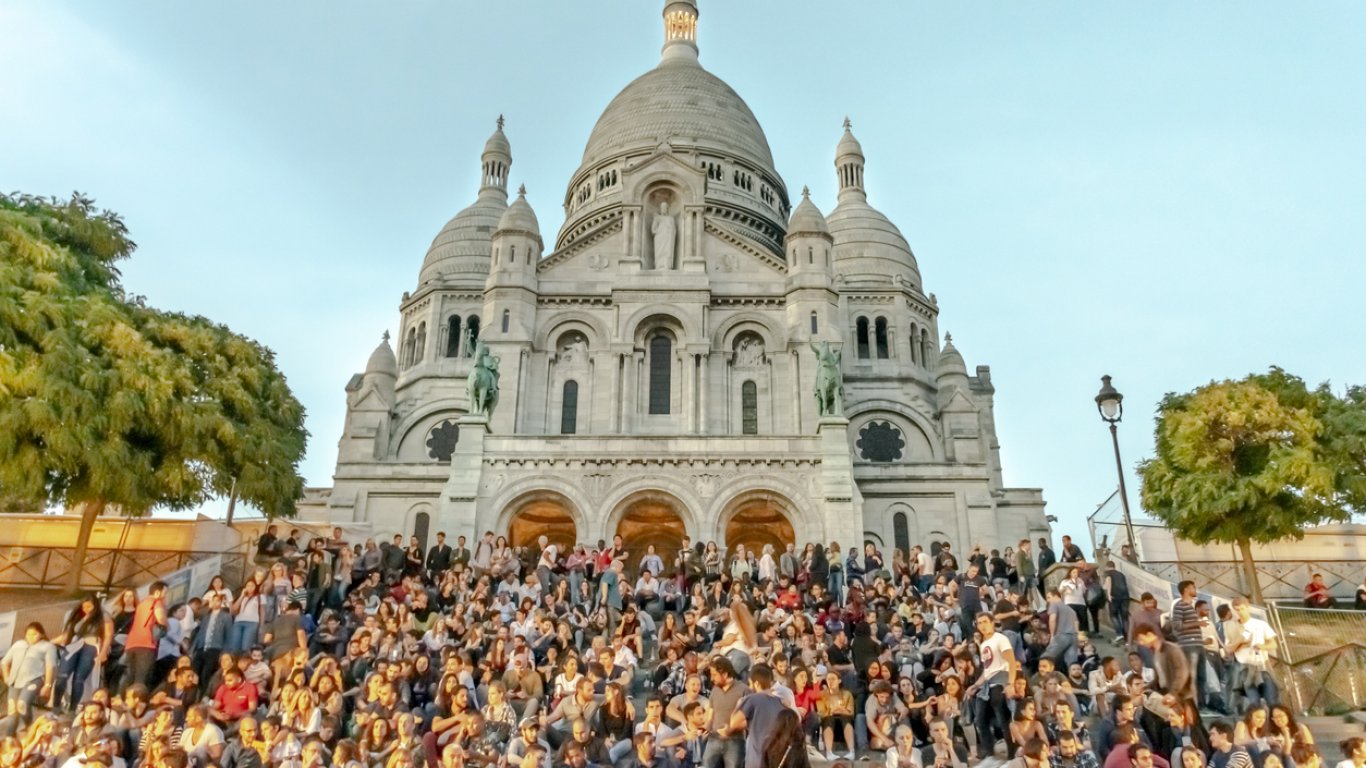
xmin=3 ymin=1 xmax=1363 ymax=546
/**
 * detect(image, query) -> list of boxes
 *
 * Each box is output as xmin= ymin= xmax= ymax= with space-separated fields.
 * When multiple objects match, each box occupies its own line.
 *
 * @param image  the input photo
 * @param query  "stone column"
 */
xmin=440 ymin=414 xmax=489 ymax=542
xmin=817 ymin=416 xmax=863 ymax=552
xmin=698 ymin=352 xmax=710 ymax=435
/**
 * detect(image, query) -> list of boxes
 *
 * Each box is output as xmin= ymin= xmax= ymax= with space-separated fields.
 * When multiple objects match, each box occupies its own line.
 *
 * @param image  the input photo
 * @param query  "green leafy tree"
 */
xmin=0 ymin=192 xmax=307 ymax=592
xmin=1139 ymin=368 xmax=1366 ymax=603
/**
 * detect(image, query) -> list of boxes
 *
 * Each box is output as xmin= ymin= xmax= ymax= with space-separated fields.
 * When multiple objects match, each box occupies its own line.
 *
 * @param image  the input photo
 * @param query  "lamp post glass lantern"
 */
xmin=1095 ymin=375 xmax=1137 ymax=560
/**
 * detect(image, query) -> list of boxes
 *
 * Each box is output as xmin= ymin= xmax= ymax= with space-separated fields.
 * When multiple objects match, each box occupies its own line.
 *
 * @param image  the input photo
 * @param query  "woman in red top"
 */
xmin=790 ymin=665 xmax=823 ymax=741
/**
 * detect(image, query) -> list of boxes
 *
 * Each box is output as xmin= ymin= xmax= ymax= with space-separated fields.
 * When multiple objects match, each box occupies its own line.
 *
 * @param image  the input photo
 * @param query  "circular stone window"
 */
xmin=426 ymin=420 xmax=460 ymax=462
xmin=857 ymin=420 xmax=905 ymax=463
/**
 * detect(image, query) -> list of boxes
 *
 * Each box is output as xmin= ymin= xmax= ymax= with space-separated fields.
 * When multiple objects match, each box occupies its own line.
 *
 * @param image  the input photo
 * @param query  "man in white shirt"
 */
xmin=635 ymin=570 xmax=661 ymax=610
xmin=1228 ymin=597 xmax=1279 ymax=708
xmin=967 ymin=612 xmax=1016 ymax=759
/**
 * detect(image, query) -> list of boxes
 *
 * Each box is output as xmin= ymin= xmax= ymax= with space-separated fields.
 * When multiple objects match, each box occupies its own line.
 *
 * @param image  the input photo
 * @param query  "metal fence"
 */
xmin=0 ymin=546 xmax=248 ymax=593
xmin=1144 ymin=559 xmax=1366 ymax=604
xmin=1267 ymin=605 xmax=1366 ymax=715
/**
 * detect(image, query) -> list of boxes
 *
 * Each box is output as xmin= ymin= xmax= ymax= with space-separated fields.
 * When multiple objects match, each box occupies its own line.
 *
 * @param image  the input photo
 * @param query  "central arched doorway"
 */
xmin=507 ymin=497 xmax=578 ymax=555
xmin=615 ymin=495 xmax=687 ymax=579
xmin=724 ymin=497 xmax=796 ymax=568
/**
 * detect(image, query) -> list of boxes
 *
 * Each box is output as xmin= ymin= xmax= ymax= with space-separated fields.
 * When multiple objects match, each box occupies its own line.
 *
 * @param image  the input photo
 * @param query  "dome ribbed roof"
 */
xmin=828 ymin=198 xmax=921 ymax=286
xmin=418 ymin=194 xmax=506 ymax=285
xmin=580 ymin=60 xmax=775 ymax=173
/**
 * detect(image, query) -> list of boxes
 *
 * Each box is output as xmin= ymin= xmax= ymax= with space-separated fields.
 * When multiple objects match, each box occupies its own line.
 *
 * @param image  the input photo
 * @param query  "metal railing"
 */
xmin=0 ymin=546 xmax=248 ymax=593
xmin=1267 ymin=604 xmax=1366 ymax=715
xmin=1144 ymin=559 xmax=1366 ymax=603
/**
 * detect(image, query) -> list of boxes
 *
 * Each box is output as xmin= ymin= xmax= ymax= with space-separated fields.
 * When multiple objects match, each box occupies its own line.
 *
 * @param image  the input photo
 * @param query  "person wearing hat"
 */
xmin=506 ymin=717 xmax=551 ymax=768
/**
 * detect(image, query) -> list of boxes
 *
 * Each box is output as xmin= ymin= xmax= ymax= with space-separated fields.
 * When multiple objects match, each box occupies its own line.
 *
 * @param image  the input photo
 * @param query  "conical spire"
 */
xmin=480 ymin=115 xmax=512 ymax=198
xmin=835 ymin=117 xmax=866 ymax=202
xmin=661 ymin=0 xmax=699 ymax=65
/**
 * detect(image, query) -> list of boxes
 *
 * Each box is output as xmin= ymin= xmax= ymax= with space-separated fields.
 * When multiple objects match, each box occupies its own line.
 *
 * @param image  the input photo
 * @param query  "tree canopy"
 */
xmin=1138 ymin=367 xmax=1366 ymax=601
xmin=0 ymin=192 xmax=307 ymax=574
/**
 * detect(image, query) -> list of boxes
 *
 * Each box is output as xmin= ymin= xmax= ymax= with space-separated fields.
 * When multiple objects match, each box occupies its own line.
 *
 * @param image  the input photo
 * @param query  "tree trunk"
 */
xmin=1237 ymin=537 xmax=1264 ymax=605
xmin=67 ymin=500 xmax=105 ymax=595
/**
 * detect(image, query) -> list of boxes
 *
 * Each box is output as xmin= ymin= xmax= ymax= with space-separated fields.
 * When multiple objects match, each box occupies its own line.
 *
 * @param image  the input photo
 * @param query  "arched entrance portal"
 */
xmin=615 ymin=496 xmax=687 ymax=579
xmin=725 ymin=499 xmax=796 ymax=565
xmin=507 ymin=498 xmax=577 ymax=555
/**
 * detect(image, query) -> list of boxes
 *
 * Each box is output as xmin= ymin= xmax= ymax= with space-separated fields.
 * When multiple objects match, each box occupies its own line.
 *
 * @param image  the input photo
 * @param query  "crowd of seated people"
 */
xmin=0 ymin=524 xmax=1351 ymax=768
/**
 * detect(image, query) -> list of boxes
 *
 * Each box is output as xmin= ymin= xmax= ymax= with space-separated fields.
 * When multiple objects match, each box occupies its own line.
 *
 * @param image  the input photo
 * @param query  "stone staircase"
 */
xmin=1302 ymin=713 xmax=1366 ymax=764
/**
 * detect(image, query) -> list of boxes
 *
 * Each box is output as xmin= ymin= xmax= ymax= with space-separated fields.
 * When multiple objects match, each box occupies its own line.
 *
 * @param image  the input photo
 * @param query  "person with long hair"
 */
xmin=712 ymin=601 xmax=758 ymax=678
xmin=53 ymin=593 xmax=112 ymax=712
xmin=762 ymin=707 xmax=812 ymax=768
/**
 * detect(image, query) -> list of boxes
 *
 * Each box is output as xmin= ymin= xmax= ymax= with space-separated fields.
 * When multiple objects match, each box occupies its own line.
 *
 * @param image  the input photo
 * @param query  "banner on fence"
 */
xmin=137 ymin=554 xmax=221 ymax=605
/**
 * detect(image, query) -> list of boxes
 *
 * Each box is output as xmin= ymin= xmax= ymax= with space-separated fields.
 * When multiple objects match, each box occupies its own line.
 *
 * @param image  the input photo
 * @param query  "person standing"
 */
xmin=779 ymin=544 xmax=798 ymax=583
xmin=600 ymin=558 xmax=625 ymax=635
xmin=1103 ymin=562 xmax=1131 ymax=643
xmin=1037 ymin=538 xmax=1057 ymax=575
xmin=1016 ymin=540 xmax=1038 ymax=603
xmin=1 ymin=622 xmax=57 ymax=725
xmin=124 ymin=581 xmax=168 ymax=689
xmin=703 ymin=657 xmax=749 ymax=768
xmin=725 ymin=663 xmax=787 ymax=768
xmin=426 ymin=532 xmax=453 ymax=581
xmin=1227 ymin=597 xmax=1279 ymax=708
xmin=1132 ymin=624 xmax=1194 ymax=724
xmin=968 ymin=612 xmax=1017 ymax=761
xmin=1169 ymin=581 xmax=1206 ymax=708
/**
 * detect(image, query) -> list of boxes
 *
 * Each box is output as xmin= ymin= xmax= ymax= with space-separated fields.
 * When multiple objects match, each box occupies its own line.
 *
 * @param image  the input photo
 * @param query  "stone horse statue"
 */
xmin=811 ymin=341 xmax=844 ymax=417
xmin=466 ymin=341 xmax=500 ymax=418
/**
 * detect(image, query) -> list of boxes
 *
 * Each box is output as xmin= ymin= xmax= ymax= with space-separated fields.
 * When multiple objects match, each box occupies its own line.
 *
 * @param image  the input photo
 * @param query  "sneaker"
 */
xmin=825 ymin=750 xmax=837 ymax=762
xmin=846 ymin=750 xmax=858 ymax=760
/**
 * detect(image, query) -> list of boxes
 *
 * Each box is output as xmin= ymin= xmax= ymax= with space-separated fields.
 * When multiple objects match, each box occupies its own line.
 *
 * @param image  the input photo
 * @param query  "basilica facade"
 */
xmin=299 ymin=0 xmax=1049 ymax=564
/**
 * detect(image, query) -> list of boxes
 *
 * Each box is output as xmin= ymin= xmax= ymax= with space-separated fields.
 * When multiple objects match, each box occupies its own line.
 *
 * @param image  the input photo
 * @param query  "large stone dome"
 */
xmin=580 ymin=59 xmax=776 ymax=175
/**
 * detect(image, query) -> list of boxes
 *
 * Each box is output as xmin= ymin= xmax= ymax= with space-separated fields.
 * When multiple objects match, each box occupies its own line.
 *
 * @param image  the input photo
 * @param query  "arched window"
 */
xmin=874 ymin=318 xmax=889 ymax=359
xmin=893 ymin=511 xmax=910 ymax=556
xmin=920 ymin=328 xmax=932 ymax=365
xmin=403 ymin=328 xmax=416 ymax=369
xmin=510 ymin=245 xmax=517 ymax=264
xmin=856 ymin=317 xmax=870 ymax=359
xmin=807 ymin=247 xmax=814 ymax=265
xmin=741 ymin=380 xmax=758 ymax=435
xmin=648 ymin=334 xmax=672 ymax=415
xmin=415 ymin=322 xmax=427 ymax=363
xmin=561 ymin=380 xmax=579 ymax=434
xmin=464 ymin=315 xmax=480 ymax=356
xmin=501 ymin=309 xmax=510 ymax=333
xmin=446 ymin=316 xmax=462 ymax=357
xmin=810 ymin=311 xmax=818 ymax=334
xmin=908 ymin=322 xmax=918 ymax=364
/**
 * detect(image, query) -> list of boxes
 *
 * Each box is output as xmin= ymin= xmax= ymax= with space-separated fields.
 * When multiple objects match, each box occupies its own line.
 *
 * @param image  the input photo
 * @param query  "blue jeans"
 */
xmin=702 ymin=735 xmax=743 ymax=768
xmin=229 ymin=620 xmax=258 ymax=653
xmin=55 ymin=643 xmax=97 ymax=711
xmin=828 ymin=569 xmax=845 ymax=605
xmin=1044 ymin=632 xmax=1077 ymax=667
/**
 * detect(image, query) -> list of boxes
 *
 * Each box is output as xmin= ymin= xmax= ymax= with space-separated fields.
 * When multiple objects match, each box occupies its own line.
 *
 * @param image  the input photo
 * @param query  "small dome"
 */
xmin=497 ymin=185 xmax=542 ymax=238
xmin=484 ymin=116 xmax=511 ymax=159
xmin=365 ymin=333 xmax=398 ymax=379
xmin=788 ymin=187 xmax=829 ymax=236
xmin=836 ymin=117 xmax=864 ymax=162
xmin=828 ymin=198 xmax=921 ymax=287
xmin=418 ymin=195 xmax=507 ymax=285
xmin=935 ymin=334 xmax=968 ymax=379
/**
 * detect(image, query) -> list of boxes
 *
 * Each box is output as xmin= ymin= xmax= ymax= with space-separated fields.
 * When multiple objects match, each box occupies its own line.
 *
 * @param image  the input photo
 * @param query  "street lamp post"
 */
xmin=1095 ymin=375 xmax=1138 ymax=560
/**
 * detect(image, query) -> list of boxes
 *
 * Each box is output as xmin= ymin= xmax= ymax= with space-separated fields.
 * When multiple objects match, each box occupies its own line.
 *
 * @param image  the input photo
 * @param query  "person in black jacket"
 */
xmin=426 ymin=532 xmax=454 ymax=581
xmin=1037 ymin=538 xmax=1057 ymax=575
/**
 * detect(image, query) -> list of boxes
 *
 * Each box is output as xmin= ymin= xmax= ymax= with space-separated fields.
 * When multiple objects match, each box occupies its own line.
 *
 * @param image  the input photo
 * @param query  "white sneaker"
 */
xmin=846 ymin=750 xmax=858 ymax=760
xmin=825 ymin=750 xmax=837 ymax=762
